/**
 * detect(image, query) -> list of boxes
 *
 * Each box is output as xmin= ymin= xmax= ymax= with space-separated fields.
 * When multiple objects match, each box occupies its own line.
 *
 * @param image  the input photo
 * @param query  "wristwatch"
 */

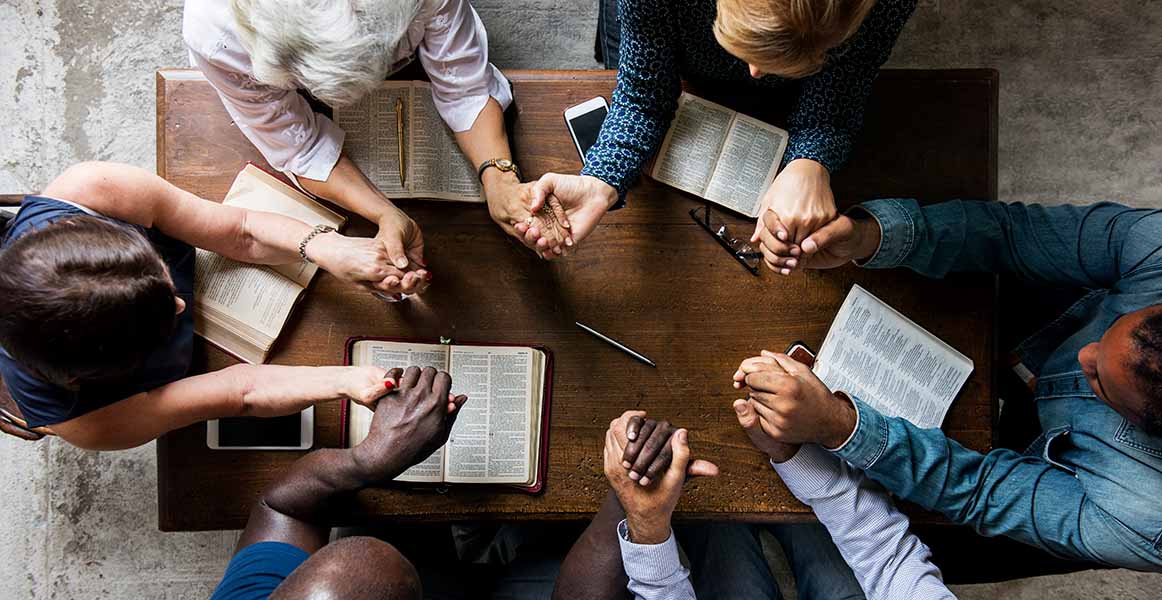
xmin=477 ymin=158 xmax=522 ymax=182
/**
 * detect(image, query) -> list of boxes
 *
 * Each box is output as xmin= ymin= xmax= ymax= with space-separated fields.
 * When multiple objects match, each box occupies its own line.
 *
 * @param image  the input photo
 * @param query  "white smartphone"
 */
xmin=207 ymin=407 xmax=314 ymax=450
xmin=564 ymin=96 xmax=609 ymax=164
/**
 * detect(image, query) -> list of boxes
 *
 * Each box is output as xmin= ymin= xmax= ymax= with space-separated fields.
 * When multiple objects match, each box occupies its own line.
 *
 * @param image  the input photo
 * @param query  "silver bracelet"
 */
xmin=298 ymin=225 xmax=336 ymax=264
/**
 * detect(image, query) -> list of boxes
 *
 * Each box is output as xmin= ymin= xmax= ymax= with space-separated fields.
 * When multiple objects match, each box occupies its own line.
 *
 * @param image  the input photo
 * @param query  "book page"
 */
xmin=409 ymin=83 xmax=482 ymax=201
xmin=704 ymin=115 xmax=788 ymax=217
xmin=223 ymin=165 xmax=346 ymax=287
xmin=333 ymin=83 xmax=409 ymax=197
xmin=814 ymin=285 xmax=974 ymax=429
xmin=444 ymin=346 xmax=534 ymax=484
xmin=651 ymin=94 xmax=734 ymax=197
xmin=348 ymin=340 xmax=450 ymax=482
xmin=194 ymin=250 xmax=302 ymax=341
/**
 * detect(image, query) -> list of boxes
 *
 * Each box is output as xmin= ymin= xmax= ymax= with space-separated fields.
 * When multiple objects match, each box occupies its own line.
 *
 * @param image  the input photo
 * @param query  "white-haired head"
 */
xmin=231 ymin=0 xmax=423 ymax=106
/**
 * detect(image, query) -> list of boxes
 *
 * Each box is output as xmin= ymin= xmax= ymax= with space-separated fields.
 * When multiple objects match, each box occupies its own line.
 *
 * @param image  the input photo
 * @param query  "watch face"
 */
xmin=497 ymin=159 xmax=513 ymax=170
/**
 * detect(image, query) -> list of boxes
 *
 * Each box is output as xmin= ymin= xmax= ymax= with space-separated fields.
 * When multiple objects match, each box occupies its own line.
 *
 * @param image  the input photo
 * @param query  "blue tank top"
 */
xmin=0 ymin=196 xmax=196 ymax=428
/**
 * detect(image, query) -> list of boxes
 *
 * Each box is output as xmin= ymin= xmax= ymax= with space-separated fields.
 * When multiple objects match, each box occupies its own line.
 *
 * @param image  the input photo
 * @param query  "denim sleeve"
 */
xmin=580 ymin=0 xmax=682 ymax=200
xmin=859 ymin=198 xmax=1162 ymax=290
xmin=784 ymin=0 xmax=915 ymax=172
xmin=834 ymin=399 xmax=1161 ymax=569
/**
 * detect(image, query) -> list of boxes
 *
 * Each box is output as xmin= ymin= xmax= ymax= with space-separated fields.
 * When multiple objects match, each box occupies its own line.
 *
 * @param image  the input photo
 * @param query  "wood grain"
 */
xmin=156 ymin=69 xmax=999 ymax=531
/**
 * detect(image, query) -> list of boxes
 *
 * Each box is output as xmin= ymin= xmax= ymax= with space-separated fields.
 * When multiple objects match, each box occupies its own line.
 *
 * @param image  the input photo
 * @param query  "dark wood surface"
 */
xmin=156 ymin=68 xmax=999 ymax=531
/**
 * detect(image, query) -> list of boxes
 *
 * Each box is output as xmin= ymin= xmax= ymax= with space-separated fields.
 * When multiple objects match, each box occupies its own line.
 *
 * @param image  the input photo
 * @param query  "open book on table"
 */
xmin=650 ymin=92 xmax=789 ymax=218
xmin=334 ymin=81 xmax=482 ymax=202
xmin=813 ymin=285 xmax=974 ymax=429
xmin=193 ymin=164 xmax=346 ymax=364
xmin=342 ymin=338 xmax=553 ymax=493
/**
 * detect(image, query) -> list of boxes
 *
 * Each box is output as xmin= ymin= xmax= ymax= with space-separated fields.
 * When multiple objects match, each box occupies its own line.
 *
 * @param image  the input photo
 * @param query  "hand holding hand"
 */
xmin=484 ymin=178 xmax=571 ymax=258
xmin=603 ymin=419 xmax=716 ymax=544
xmin=611 ymin=411 xmax=719 ymax=486
xmin=751 ymin=159 xmax=837 ymax=275
xmin=306 ymin=232 xmax=429 ymax=295
xmin=736 ymin=351 xmax=856 ymax=448
xmin=373 ymin=206 xmax=430 ymax=296
xmin=350 ymin=366 xmax=468 ymax=481
xmin=516 ymin=174 xmax=618 ymax=258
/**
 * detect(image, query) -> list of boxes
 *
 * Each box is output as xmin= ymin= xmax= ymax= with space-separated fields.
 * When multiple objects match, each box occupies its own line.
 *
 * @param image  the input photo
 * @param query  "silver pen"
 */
xmin=575 ymin=321 xmax=657 ymax=368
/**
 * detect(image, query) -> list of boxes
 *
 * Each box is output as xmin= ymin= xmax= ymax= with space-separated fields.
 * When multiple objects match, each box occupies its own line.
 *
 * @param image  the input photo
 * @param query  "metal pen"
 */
xmin=575 ymin=321 xmax=656 ymax=368
xmin=395 ymin=97 xmax=407 ymax=188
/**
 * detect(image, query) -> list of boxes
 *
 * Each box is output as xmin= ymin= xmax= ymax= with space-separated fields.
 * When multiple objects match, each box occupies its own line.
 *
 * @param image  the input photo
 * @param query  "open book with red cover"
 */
xmin=340 ymin=337 xmax=552 ymax=494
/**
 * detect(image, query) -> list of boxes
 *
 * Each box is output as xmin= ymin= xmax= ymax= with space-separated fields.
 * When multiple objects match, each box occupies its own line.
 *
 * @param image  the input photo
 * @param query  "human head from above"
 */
xmin=270 ymin=537 xmax=421 ymax=600
xmin=0 ymin=217 xmax=180 ymax=389
xmin=714 ymin=0 xmax=878 ymax=79
xmin=1078 ymin=305 xmax=1162 ymax=437
xmin=230 ymin=0 xmax=424 ymax=107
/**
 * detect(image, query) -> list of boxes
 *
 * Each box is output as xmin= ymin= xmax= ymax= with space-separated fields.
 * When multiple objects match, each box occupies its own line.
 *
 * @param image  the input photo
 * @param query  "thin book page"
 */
xmin=813 ymin=284 xmax=974 ymax=430
xmin=333 ymin=83 xmax=410 ymax=197
xmin=444 ymin=346 xmax=535 ymax=485
xmin=409 ymin=82 xmax=482 ymax=202
xmin=703 ymin=114 xmax=788 ymax=217
xmin=348 ymin=340 xmax=451 ymax=483
xmin=193 ymin=250 xmax=303 ymax=341
xmin=651 ymin=94 xmax=735 ymax=198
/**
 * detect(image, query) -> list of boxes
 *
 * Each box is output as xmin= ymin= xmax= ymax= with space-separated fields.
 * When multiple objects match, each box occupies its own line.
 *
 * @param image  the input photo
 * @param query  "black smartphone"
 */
xmin=564 ymin=96 xmax=609 ymax=163
xmin=207 ymin=408 xmax=314 ymax=450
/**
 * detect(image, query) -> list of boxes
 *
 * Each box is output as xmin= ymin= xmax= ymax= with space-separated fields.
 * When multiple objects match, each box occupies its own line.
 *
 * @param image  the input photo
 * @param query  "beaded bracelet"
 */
xmin=298 ymin=224 xmax=336 ymax=264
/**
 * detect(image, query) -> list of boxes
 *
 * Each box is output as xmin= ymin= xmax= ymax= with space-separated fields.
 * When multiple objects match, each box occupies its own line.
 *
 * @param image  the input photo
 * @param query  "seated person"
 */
xmin=210 ymin=366 xmax=467 ymax=600
xmin=519 ymin=0 xmax=916 ymax=260
xmin=734 ymin=353 xmax=954 ymax=598
xmin=0 ymin=162 xmax=407 ymax=450
xmin=185 ymin=0 xmax=570 ymax=277
xmin=738 ymin=198 xmax=1162 ymax=572
xmin=553 ymin=411 xmax=869 ymax=599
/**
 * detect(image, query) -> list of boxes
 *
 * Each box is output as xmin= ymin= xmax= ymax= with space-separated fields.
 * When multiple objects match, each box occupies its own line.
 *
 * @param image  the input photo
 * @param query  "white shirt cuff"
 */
xmin=616 ymin=520 xmax=687 ymax=585
xmin=771 ymin=444 xmax=844 ymax=499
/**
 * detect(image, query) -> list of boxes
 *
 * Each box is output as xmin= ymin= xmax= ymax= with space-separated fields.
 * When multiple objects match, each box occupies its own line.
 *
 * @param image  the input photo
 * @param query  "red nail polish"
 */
xmin=425 ymin=272 xmax=434 ymax=282
xmin=384 ymin=380 xmax=395 ymax=390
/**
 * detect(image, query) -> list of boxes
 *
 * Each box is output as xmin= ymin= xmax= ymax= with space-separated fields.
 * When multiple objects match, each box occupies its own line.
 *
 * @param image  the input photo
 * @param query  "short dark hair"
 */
xmin=0 ymin=216 xmax=178 ymax=387
xmin=1129 ymin=310 xmax=1162 ymax=436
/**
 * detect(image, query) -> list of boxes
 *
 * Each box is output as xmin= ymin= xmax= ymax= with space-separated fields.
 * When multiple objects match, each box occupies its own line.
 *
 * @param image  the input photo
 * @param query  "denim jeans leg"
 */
xmin=595 ymin=0 xmax=622 ymax=68
xmin=767 ymin=523 xmax=865 ymax=600
xmin=677 ymin=523 xmax=782 ymax=600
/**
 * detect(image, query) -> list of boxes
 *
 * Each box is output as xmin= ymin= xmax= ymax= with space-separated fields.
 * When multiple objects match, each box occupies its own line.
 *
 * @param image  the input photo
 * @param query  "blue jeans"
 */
xmin=675 ymin=523 xmax=864 ymax=600
xmin=595 ymin=0 xmax=621 ymax=68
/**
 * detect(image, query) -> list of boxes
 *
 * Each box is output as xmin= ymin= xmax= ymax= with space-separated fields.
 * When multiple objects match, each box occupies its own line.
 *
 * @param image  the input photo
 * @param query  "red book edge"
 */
xmin=340 ymin=336 xmax=553 ymax=495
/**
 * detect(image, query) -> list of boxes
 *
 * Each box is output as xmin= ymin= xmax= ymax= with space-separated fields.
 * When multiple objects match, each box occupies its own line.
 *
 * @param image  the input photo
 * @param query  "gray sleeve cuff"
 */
xmin=617 ymin=520 xmax=688 ymax=585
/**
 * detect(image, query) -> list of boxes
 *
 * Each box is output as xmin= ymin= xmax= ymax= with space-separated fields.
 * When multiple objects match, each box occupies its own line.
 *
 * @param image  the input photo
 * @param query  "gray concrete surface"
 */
xmin=1 ymin=0 xmax=1161 ymax=598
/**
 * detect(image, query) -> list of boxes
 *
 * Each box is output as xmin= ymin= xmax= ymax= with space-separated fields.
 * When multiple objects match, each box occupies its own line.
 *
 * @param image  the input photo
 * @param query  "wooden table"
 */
xmin=156 ymin=68 xmax=998 ymax=532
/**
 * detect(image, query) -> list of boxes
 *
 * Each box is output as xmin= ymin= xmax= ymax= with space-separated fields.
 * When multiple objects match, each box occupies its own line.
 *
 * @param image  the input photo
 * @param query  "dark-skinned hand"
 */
xmin=350 ymin=366 xmax=468 ymax=482
xmin=611 ymin=411 xmax=718 ymax=486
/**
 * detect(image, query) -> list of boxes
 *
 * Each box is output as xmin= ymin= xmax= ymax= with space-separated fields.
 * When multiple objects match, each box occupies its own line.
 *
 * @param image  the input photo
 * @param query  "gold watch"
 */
xmin=477 ymin=158 xmax=522 ymax=182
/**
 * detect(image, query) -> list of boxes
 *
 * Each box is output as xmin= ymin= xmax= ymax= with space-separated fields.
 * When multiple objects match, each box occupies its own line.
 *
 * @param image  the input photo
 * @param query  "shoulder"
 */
xmin=183 ymin=0 xmax=247 ymax=64
xmin=0 ymin=348 xmax=72 ymax=429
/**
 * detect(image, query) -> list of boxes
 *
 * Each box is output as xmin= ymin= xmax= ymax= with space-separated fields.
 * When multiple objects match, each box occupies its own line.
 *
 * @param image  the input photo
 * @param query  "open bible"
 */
xmin=343 ymin=338 xmax=552 ymax=492
xmin=334 ymin=81 xmax=482 ymax=202
xmin=813 ymin=285 xmax=974 ymax=429
xmin=193 ymin=164 xmax=346 ymax=364
xmin=651 ymin=92 xmax=789 ymax=217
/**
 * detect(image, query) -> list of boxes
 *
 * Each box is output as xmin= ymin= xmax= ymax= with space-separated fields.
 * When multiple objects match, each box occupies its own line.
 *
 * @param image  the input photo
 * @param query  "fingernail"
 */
xmin=786 ymin=259 xmax=797 ymax=268
xmin=781 ymin=268 xmax=791 ymax=275
xmin=566 ymin=237 xmax=574 ymax=246
xmin=639 ymin=477 xmax=651 ymax=486
xmin=394 ymin=258 xmax=409 ymax=268
xmin=733 ymin=402 xmax=746 ymax=414
xmin=622 ymin=461 xmax=632 ymax=469
xmin=790 ymin=247 xmax=801 ymax=256
xmin=678 ymin=429 xmax=688 ymax=442
xmin=384 ymin=380 xmax=395 ymax=390
xmin=628 ymin=471 xmax=641 ymax=481
xmin=627 ymin=431 xmax=636 ymax=441
xmin=777 ymin=231 xmax=787 ymax=241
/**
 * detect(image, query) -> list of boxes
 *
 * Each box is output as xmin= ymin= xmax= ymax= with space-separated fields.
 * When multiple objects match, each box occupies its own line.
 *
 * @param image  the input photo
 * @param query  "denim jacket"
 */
xmin=834 ymin=199 xmax=1162 ymax=571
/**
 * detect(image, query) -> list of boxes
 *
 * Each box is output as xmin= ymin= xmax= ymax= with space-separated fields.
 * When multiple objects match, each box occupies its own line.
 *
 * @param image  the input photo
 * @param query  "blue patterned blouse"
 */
xmin=581 ymin=0 xmax=917 ymax=200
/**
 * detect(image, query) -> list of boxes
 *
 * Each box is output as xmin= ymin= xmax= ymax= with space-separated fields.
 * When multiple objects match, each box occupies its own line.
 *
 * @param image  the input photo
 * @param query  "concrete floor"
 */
xmin=1 ymin=0 xmax=1161 ymax=598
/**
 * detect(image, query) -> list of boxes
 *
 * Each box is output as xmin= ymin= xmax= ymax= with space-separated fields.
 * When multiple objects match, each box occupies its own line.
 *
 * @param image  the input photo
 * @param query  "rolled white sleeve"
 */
xmin=772 ymin=445 xmax=956 ymax=600
xmin=616 ymin=520 xmax=696 ymax=600
xmin=187 ymin=50 xmax=343 ymax=182
xmin=417 ymin=0 xmax=513 ymax=133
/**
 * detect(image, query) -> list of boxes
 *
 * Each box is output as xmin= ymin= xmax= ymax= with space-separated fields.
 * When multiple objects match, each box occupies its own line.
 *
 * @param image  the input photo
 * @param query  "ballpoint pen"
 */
xmin=395 ymin=97 xmax=406 ymax=188
xmin=575 ymin=321 xmax=657 ymax=368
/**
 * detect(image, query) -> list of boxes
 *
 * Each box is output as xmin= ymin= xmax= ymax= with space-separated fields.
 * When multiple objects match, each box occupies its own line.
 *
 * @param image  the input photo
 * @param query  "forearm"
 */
xmin=453 ymin=98 xmax=525 ymax=198
xmin=554 ymin=491 xmax=631 ymax=600
xmin=299 ymin=154 xmax=399 ymax=225
xmin=773 ymin=445 xmax=953 ymax=599
xmin=237 ymin=447 xmax=370 ymax=553
xmin=228 ymin=365 xmax=354 ymax=417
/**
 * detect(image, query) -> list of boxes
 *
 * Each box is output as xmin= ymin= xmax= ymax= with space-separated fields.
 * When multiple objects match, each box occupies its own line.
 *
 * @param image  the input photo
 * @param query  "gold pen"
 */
xmin=395 ymin=97 xmax=406 ymax=188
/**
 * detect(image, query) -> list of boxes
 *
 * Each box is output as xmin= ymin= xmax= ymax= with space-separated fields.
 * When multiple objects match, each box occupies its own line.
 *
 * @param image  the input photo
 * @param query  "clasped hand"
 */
xmin=304 ymin=207 xmax=430 ymax=299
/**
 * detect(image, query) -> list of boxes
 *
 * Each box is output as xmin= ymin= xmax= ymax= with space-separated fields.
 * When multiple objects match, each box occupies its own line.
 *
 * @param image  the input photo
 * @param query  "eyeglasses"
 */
xmin=689 ymin=204 xmax=761 ymax=276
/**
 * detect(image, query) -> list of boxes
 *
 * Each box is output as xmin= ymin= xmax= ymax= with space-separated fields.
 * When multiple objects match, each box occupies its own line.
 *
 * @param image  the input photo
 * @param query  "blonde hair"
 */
xmin=231 ymin=0 xmax=423 ymax=106
xmin=714 ymin=0 xmax=878 ymax=79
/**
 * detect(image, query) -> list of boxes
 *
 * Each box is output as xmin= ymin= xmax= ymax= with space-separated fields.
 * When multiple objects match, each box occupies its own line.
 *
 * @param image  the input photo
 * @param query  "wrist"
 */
xmin=766 ymin=443 xmax=801 ymax=464
xmin=822 ymin=391 xmax=859 ymax=450
xmin=303 ymin=230 xmax=341 ymax=266
xmin=625 ymin=511 xmax=672 ymax=545
xmin=787 ymin=157 xmax=830 ymax=179
xmin=852 ymin=215 xmax=882 ymax=262
xmin=583 ymin=176 xmax=619 ymax=209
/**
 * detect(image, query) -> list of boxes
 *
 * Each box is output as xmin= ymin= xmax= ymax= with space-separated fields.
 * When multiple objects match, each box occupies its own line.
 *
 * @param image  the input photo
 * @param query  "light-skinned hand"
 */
xmin=751 ymin=158 xmax=837 ymax=275
xmin=373 ymin=206 xmax=430 ymax=295
xmin=515 ymin=173 xmax=618 ymax=258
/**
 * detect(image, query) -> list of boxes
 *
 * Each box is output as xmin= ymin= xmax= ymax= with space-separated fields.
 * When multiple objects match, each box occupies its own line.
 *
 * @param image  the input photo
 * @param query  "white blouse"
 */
xmin=182 ymin=0 xmax=513 ymax=182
